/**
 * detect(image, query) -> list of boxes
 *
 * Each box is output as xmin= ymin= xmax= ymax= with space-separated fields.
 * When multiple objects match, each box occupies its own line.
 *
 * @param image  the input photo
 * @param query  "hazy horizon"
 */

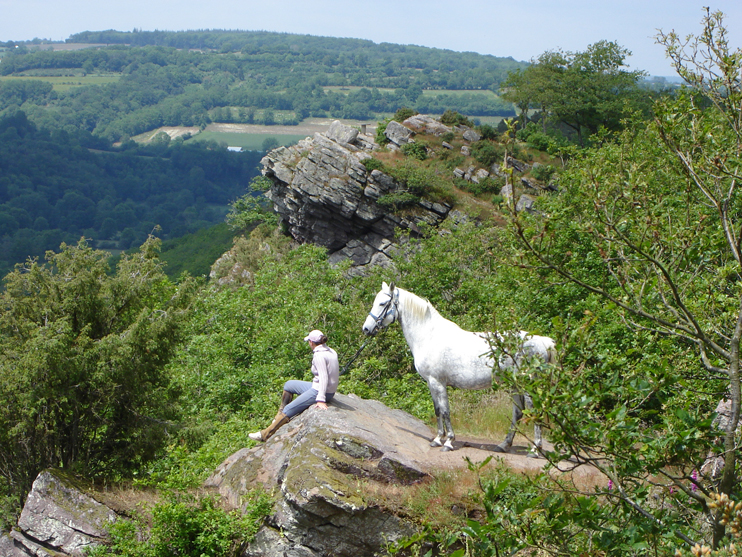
xmin=0 ymin=1 xmax=740 ymax=77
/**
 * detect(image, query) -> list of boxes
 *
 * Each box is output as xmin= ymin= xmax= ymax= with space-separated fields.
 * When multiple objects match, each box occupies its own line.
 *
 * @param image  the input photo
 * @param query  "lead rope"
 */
xmin=339 ymin=337 xmax=373 ymax=376
xmin=340 ymin=292 xmax=396 ymax=376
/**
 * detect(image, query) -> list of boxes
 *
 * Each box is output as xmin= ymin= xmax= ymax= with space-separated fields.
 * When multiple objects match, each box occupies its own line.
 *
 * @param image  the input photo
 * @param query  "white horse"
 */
xmin=362 ymin=282 xmax=556 ymax=454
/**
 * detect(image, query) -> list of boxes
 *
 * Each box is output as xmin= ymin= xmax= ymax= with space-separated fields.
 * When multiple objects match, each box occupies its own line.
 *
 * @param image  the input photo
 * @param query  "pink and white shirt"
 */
xmin=310 ymin=344 xmax=339 ymax=402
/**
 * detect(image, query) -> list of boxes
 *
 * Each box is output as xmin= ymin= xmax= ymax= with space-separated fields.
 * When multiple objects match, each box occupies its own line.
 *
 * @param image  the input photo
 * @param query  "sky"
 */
xmin=1 ymin=0 xmax=740 ymax=77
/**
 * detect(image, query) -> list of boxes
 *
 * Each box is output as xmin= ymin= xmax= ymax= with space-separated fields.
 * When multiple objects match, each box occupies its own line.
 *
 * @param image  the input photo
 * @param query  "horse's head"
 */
xmin=362 ymin=282 xmax=399 ymax=336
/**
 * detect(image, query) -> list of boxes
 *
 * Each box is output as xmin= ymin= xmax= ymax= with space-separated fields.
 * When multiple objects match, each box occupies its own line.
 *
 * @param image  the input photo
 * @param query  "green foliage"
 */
xmin=375 ymin=118 xmax=391 ymax=145
xmin=0 ymin=237 xmax=196 ymax=504
xmin=159 ymin=223 xmax=236 ymax=280
xmin=385 ymin=159 xmax=455 ymax=203
xmin=477 ymin=124 xmax=498 ymax=140
xmin=494 ymin=11 xmax=742 ymax=550
xmin=393 ymin=107 xmax=418 ymax=122
xmin=225 ymin=192 xmax=277 ymax=233
xmin=88 ymin=490 xmax=271 ymax=557
xmin=376 ymin=191 xmax=421 ymax=210
xmin=530 ymin=163 xmax=556 ymax=183
xmin=361 ymin=156 xmax=387 ymax=173
xmin=459 ymin=460 xmax=666 ymax=556
xmin=502 ymin=40 xmax=651 ymax=144
xmin=470 ymin=140 xmax=504 ymax=167
xmin=440 ymin=110 xmax=474 ymax=127
xmin=456 ymin=176 xmax=503 ymax=197
xmin=400 ymin=141 xmax=428 ymax=161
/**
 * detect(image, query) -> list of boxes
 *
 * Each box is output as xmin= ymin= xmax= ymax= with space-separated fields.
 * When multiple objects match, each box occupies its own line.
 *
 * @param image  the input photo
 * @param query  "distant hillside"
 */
xmin=0 ymin=109 xmax=260 ymax=278
xmin=0 ymin=30 xmax=521 ymax=143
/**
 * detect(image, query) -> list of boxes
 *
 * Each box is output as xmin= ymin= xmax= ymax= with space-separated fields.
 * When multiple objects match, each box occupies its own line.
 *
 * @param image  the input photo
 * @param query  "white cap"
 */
xmin=303 ymin=330 xmax=324 ymax=343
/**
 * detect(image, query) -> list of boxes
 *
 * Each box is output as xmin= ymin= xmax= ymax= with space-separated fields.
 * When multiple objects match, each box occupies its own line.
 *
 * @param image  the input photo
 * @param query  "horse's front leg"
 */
xmin=495 ymin=392 xmax=524 ymax=453
xmin=427 ymin=379 xmax=455 ymax=451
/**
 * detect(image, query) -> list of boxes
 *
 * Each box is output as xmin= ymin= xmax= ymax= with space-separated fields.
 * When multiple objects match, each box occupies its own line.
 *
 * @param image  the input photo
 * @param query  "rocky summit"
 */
xmin=260 ymin=120 xmax=451 ymax=271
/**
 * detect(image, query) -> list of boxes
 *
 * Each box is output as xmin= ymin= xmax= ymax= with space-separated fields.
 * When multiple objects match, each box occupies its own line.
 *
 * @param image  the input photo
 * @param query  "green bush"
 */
xmin=88 ymin=491 xmax=272 ymax=557
xmin=375 ymin=119 xmax=390 ymax=145
xmin=362 ymin=157 xmax=387 ymax=172
xmin=401 ymin=141 xmax=428 ymax=161
xmin=386 ymin=160 xmax=454 ymax=203
xmin=526 ymin=131 xmax=552 ymax=152
xmin=376 ymin=191 xmax=420 ymax=210
xmin=478 ymin=124 xmax=498 ymax=140
xmin=458 ymin=176 xmax=503 ymax=197
xmin=471 ymin=140 xmax=504 ymax=167
xmin=530 ymin=163 xmax=556 ymax=183
xmin=440 ymin=110 xmax=474 ymax=127
xmin=393 ymin=107 xmax=418 ymax=122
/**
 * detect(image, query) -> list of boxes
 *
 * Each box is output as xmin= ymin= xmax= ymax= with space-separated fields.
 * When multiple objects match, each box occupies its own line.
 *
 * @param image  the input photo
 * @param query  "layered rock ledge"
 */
xmin=260 ymin=120 xmax=451 ymax=271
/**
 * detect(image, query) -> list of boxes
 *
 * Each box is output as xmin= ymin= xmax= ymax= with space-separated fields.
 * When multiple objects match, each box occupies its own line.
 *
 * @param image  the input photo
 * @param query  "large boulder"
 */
xmin=261 ymin=121 xmax=450 ymax=272
xmin=383 ymin=120 xmax=414 ymax=146
xmin=0 ymin=469 xmax=117 ymax=556
xmin=206 ymin=394 xmax=434 ymax=557
xmin=402 ymin=114 xmax=452 ymax=137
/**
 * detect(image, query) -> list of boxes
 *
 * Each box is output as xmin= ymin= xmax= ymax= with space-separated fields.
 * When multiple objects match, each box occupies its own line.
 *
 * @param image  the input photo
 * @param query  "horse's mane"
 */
xmin=398 ymin=288 xmax=446 ymax=327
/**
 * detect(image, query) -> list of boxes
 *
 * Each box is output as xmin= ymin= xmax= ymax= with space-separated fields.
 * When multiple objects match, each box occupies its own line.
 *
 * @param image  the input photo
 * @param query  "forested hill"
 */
xmin=0 ymin=30 xmax=521 ymax=142
xmin=66 ymin=28 xmax=524 ymax=90
xmin=0 ymin=109 xmax=261 ymax=278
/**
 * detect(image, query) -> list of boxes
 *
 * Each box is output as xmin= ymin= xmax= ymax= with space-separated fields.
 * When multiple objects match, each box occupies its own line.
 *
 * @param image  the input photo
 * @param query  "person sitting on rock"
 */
xmin=249 ymin=329 xmax=339 ymax=442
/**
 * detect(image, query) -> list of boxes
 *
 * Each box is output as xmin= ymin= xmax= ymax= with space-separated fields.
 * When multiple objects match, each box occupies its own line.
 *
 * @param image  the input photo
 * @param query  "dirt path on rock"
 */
xmin=412 ymin=433 xmax=606 ymax=491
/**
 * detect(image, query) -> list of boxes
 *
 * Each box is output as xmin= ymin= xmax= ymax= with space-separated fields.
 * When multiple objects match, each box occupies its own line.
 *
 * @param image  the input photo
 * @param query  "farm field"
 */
xmin=0 ymin=73 xmax=121 ymax=91
xmin=322 ymin=86 xmax=501 ymax=99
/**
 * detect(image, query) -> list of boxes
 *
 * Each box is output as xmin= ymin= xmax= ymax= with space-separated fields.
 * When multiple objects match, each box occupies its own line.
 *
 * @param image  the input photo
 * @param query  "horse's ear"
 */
xmin=382 ymin=281 xmax=388 ymax=291
xmin=389 ymin=282 xmax=395 ymax=292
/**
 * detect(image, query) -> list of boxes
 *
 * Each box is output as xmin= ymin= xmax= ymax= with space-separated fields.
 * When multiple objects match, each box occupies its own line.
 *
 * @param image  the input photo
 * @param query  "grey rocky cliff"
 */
xmin=261 ymin=121 xmax=450 ymax=271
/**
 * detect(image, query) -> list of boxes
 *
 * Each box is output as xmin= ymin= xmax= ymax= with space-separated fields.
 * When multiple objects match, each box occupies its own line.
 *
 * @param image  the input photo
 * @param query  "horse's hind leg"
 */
xmin=495 ymin=393 xmax=524 ymax=453
xmin=427 ymin=379 xmax=454 ymax=451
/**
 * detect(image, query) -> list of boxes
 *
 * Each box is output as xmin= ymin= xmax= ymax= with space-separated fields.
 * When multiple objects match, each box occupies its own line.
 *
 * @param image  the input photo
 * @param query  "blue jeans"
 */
xmin=282 ymin=380 xmax=335 ymax=418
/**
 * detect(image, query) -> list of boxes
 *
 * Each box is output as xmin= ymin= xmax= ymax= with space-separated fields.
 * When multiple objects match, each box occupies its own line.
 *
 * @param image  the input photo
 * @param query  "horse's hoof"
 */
xmin=527 ymin=451 xmax=540 ymax=459
xmin=493 ymin=444 xmax=511 ymax=453
xmin=430 ymin=439 xmax=443 ymax=448
xmin=442 ymin=445 xmax=454 ymax=452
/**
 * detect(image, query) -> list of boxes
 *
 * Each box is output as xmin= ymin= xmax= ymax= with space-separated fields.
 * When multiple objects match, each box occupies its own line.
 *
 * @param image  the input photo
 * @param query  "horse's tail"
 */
xmin=546 ymin=338 xmax=558 ymax=366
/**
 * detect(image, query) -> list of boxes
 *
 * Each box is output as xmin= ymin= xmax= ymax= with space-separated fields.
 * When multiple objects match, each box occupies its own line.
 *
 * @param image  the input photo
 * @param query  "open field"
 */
xmin=0 ymin=73 xmax=121 ymax=91
xmin=190 ymin=130 xmax=309 ymax=150
xmin=322 ymin=86 xmax=501 ymax=99
xmin=421 ymin=89 xmax=500 ymax=98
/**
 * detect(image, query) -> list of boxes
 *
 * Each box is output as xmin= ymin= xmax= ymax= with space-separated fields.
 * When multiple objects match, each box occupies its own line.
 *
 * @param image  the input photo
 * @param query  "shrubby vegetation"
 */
xmin=0 ymin=237 xmax=195 ymax=510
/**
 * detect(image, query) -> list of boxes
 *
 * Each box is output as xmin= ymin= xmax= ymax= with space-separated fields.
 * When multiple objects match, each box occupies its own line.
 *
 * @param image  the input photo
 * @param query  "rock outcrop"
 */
xmin=261 ymin=121 xmax=451 ymax=271
xmin=205 ymin=393 xmax=431 ymax=557
xmin=0 ymin=470 xmax=117 ymax=556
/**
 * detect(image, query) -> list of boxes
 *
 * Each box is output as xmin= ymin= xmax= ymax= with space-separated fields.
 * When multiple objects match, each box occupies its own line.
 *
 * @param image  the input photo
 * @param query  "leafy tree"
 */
xmin=502 ymin=41 xmax=650 ymax=144
xmin=501 ymin=10 xmax=742 ymax=551
xmin=0 ymin=237 xmax=195 ymax=507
